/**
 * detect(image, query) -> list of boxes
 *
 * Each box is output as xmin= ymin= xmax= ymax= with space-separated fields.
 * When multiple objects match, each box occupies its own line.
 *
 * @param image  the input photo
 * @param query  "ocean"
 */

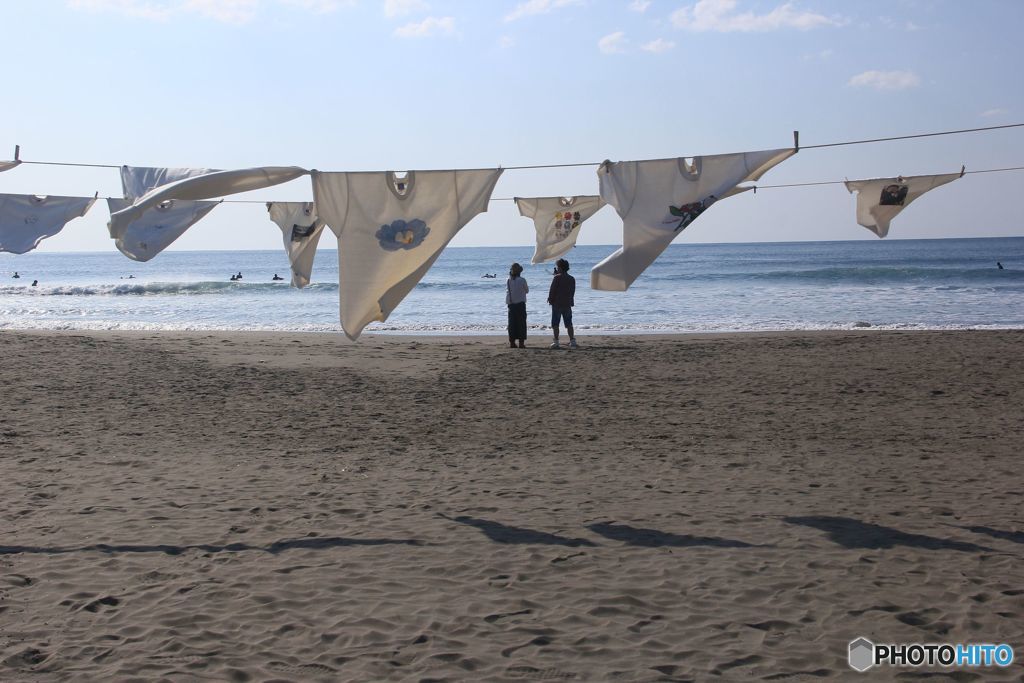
xmin=1 ymin=238 xmax=1022 ymax=334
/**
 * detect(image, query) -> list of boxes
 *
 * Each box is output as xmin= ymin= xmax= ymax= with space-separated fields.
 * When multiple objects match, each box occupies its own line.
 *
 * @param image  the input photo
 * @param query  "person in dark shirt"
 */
xmin=547 ymin=258 xmax=577 ymax=349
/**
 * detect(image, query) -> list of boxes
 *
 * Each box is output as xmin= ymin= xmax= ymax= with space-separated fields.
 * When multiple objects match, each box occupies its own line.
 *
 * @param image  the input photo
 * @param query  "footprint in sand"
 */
xmin=2 ymin=574 xmax=34 ymax=587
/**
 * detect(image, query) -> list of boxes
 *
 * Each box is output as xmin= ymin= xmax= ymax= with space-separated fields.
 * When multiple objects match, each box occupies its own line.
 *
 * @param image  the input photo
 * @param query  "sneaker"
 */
xmin=549 ymin=341 xmax=561 ymax=349
xmin=569 ymin=338 xmax=578 ymax=349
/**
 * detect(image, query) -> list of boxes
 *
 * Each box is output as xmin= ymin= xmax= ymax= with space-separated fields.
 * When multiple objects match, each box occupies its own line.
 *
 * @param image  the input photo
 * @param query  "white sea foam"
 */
xmin=2 ymin=239 xmax=1023 ymax=334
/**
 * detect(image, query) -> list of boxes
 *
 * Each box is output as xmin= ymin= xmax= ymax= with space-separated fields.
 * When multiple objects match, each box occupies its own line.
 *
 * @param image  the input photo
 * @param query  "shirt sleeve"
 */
xmin=514 ymin=197 xmax=536 ymax=219
xmin=598 ymin=160 xmax=638 ymax=219
xmin=455 ymin=168 xmax=504 ymax=223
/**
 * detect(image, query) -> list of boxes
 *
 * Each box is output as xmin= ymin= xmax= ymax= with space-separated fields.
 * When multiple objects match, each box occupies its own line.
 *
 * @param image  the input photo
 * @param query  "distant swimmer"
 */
xmin=230 ymin=274 xmax=237 ymax=281
xmin=236 ymin=271 xmax=243 ymax=280
xmin=12 ymin=271 xmax=19 ymax=279
xmin=997 ymin=262 xmax=1004 ymax=270
xmin=482 ymin=273 xmax=497 ymax=278
xmin=31 ymin=280 xmax=38 ymax=287
xmin=272 ymin=274 xmax=284 ymax=281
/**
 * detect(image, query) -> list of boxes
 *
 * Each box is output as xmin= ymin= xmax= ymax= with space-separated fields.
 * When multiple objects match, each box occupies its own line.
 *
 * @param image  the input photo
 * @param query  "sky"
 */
xmin=1 ymin=0 xmax=1022 ymax=253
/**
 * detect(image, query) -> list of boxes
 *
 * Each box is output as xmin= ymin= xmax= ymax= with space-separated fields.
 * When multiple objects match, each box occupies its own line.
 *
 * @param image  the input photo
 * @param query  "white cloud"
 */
xmin=383 ymin=0 xmax=428 ymax=18
xmin=68 ymin=0 xmax=352 ymax=22
xmin=393 ymin=15 xmax=455 ymax=37
xmin=598 ymin=31 xmax=627 ymax=54
xmin=803 ymin=47 xmax=832 ymax=60
xmin=880 ymin=15 xmax=923 ymax=32
xmin=499 ymin=35 xmax=516 ymax=48
xmin=671 ymin=0 xmax=844 ymax=32
xmin=281 ymin=0 xmax=353 ymax=12
xmin=847 ymin=69 xmax=920 ymax=91
xmin=68 ymin=0 xmax=175 ymax=20
xmin=641 ymin=38 xmax=675 ymax=52
xmin=980 ymin=108 xmax=1008 ymax=118
xmin=629 ymin=0 xmax=650 ymax=11
xmin=184 ymin=0 xmax=258 ymax=22
xmin=504 ymin=0 xmax=582 ymax=22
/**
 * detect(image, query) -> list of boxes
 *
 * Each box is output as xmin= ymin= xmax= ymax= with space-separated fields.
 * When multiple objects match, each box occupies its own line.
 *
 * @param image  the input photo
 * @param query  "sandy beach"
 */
xmin=0 ymin=329 xmax=1022 ymax=681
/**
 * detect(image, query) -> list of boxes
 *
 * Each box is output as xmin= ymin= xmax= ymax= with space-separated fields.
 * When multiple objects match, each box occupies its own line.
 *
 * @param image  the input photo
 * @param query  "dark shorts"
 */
xmin=551 ymin=307 xmax=572 ymax=328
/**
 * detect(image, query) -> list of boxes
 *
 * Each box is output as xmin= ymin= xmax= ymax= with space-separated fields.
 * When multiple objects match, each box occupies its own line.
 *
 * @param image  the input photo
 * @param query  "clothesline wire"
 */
xmin=963 ymin=165 xmax=1024 ymax=175
xmin=87 ymin=164 xmax=1024 ymax=204
xmin=494 ymin=164 xmax=1024 ymax=198
xmin=798 ymin=123 xmax=1024 ymax=150
xmin=747 ymin=180 xmax=845 ymax=190
xmin=19 ymin=160 xmax=120 ymax=169
xmin=9 ymin=122 xmax=1023 ymax=175
xmin=749 ymin=165 xmax=1024 ymax=191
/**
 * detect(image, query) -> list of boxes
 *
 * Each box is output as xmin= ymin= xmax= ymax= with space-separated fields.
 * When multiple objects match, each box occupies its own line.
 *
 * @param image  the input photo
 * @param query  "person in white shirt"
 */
xmin=506 ymin=262 xmax=529 ymax=349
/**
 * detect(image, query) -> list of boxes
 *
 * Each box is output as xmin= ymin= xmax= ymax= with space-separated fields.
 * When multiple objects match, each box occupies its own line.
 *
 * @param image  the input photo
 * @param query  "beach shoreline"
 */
xmin=1 ymin=329 xmax=1022 ymax=680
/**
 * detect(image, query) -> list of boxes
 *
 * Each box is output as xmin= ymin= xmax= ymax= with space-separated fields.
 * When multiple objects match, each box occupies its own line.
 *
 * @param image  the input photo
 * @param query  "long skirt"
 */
xmin=508 ymin=302 xmax=527 ymax=341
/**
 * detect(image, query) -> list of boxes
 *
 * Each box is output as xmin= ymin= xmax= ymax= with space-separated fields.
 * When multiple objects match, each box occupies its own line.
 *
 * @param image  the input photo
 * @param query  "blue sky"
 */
xmin=2 ymin=0 xmax=1022 ymax=252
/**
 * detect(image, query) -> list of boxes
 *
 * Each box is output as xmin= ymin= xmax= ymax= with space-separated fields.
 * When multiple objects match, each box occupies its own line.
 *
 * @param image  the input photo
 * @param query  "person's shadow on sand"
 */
xmin=440 ymin=514 xmax=596 ymax=547
xmin=587 ymin=521 xmax=759 ymax=548
xmin=784 ymin=516 xmax=989 ymax=552
xmin=955 ymin=525 xmax=1024 ymax=545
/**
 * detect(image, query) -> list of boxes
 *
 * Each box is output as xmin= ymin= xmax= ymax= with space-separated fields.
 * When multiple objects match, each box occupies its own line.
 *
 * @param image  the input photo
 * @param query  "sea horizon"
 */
xmin=11 ymin=233 xmax=1023 ymax=256
xmin=3 ymin=236 xmax=1022 ymax=335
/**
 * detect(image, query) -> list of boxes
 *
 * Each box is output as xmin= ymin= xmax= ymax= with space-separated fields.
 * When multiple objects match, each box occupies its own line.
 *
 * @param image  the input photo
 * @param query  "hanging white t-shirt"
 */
xmin=107 ymin=198 xmax=220 ymax=262
xmin=0 ymin=194 xmax=96 ymax=254
xmin=313 ymin=168 xmax=503 ymax=340
xmin=121 ymin=165 xmax=217 ymax=200
xmin=592 ymin=149 xmax=795 ymax=291
xmin=844 ymin=172 xmax=962 ymax=238
xmin=266 ymin=202 xmax=332 ymax=288
xmin=0 ymin=160 xmax=21 ymax=173
xmin=515 ymin=195 xmax=605 ymax=264
xmin=110 ymin=166 xmax=309 ymax=239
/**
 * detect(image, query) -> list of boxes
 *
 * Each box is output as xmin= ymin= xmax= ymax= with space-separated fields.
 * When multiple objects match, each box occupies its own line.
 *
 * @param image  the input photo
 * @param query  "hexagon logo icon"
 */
xmin=849 ymin=637 xmax=875 ymax=672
